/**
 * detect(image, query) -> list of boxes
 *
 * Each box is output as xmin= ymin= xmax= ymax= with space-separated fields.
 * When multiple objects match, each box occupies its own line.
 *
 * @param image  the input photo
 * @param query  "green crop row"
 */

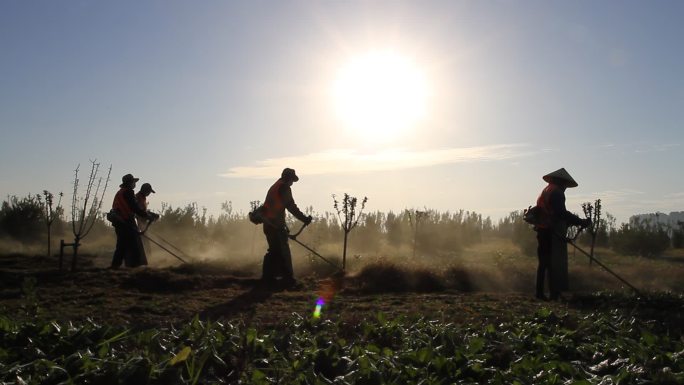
xmin=0 ymin=306 xmax=682 ymax=384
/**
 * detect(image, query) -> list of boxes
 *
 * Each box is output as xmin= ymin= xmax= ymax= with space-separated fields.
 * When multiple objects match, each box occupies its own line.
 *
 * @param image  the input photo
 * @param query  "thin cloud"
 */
xmin=589 ymin=143 xmax=680 ymax=153
xmin=220 ymin=144 xmax=532 ymax=179
xmin=634 ymin=143 xmax=680 ymax=153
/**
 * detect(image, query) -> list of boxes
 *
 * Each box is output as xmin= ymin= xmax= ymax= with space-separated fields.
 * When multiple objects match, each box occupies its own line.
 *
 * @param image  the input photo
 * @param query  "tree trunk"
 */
xmin=71 ymin=236 xmax=80 ymax=272
xmin=47 ymin=225 xmax=51 ymax=257
xmin=342 ymin=231 xmax=349 ymax=270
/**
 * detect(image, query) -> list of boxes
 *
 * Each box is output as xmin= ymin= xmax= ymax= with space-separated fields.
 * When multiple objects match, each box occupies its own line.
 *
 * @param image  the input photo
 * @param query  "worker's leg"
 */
xmin=536 ymin=229 xmax=552 ymax=299
xmin=111 ymin=225 xmax=127 ymax=268
xmin=262 ymin=225 xmax=281 ymax=281
xmin=278 ymin=232 xmax=294 ymax=281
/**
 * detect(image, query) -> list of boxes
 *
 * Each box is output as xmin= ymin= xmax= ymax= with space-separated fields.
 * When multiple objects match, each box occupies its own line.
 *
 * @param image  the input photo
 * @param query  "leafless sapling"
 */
xmin=332 ymin=193 xmax=367 ymax=270
xmin=582 ymin=199 xmax=602 ymax=265
xmin=68 ymin=160 xmax=112 ymax=271
xmin=407 ymin=209 xmax=427 ymax=258
xmin=249 ymin=200 xmax=261 ymax=258
xmin=42 ymin=190 xmax=63 ymax=257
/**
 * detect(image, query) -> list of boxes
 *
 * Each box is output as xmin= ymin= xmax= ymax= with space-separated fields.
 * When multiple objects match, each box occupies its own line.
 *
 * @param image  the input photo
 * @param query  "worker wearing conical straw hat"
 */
xmin=534 ymin=168 xmax=591 ymax=300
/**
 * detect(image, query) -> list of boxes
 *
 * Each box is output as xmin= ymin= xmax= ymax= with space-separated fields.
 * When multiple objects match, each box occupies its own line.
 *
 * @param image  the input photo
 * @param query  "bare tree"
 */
xmin=68 ymin=160 xmax=112 ymax=271
xmin=332 ymin=193 xmax=367 ymax=270
xmin=407 ymin=209 xmax=427 ymax=258
xmin=582 ymin=199 xmax=602 ymax=265
xmin=42 ymin=190 xmax=63 ymax=257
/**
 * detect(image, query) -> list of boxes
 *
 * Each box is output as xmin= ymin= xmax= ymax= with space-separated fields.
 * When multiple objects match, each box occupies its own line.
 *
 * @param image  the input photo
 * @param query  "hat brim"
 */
xmin=120 ymin=177 xmax=140 ymax=188
xmin=543 ymin=174 xmax=578 ymax=188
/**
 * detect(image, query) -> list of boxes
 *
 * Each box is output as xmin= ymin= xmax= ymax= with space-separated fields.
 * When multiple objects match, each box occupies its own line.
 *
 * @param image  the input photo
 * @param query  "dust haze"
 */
xmin=3 ymin=205 xmax=682 ymax=294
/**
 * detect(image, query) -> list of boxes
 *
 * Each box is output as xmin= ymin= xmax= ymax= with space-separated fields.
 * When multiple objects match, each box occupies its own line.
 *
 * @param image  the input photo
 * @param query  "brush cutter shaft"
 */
xmin=287 ymin=222 xmax=343 ymax=271
xmin=141 ymin=233 xmax=189 ymax=264
xmin=135 ymin=220 xmax=190 ymax=264
xmin=554 ymin=225 xmax=640 ymax=295
xmin=567 ymin=240 xmax=641 ymax=295
xmin=289 ymin=222 xmax=309 ymax=240
xmin=146 ymin=230 xmax=191 ymax=258
xmin=290 ymin=237 xmax=342 ymax=271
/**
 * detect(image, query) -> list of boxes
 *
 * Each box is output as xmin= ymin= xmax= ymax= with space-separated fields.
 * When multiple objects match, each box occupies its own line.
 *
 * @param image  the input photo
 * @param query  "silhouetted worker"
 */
xmin=261 ymin=168 xmax=312 ymax=287
xmin=135 ymin=183 xmax=159 ymax=262
xmin=534 ymin=168 xmax=591 ymax=300
xmin=135 ymin=183 xmax=158 ymax=231
xmin=110 ymin=174 xmax=154 ymax=268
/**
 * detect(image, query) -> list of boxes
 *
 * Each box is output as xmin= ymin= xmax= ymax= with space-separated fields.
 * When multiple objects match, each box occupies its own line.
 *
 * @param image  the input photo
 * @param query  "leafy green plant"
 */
xmin=2 ymin=293 xmax=682 ymax=384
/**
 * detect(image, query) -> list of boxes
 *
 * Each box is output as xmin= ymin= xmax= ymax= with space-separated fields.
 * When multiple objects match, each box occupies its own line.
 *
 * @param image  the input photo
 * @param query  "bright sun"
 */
xmin=333 ymin=51 xmax=428 ymax=142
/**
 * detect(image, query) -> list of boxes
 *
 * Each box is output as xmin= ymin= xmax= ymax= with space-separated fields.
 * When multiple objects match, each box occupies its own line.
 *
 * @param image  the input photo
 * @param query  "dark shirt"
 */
xmin=548 ymin=187 xmax=583 ymax=226
xmin=278 ymin=183 xmax=308 ymax=222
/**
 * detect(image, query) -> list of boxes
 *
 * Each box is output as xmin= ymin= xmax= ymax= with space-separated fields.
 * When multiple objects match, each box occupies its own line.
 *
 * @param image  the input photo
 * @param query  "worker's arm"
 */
xmin=280 ymin=184 xmax=311 ymax=223
xmin=123 ymin=189 xmax=150 ymax=218
xmin=550 ymin=189 xmax=584 ymax=226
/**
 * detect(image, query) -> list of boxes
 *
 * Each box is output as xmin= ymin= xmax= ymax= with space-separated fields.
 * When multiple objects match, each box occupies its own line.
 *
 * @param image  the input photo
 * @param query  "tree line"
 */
xmin=0 ymin=193 xmax=681 ymax=259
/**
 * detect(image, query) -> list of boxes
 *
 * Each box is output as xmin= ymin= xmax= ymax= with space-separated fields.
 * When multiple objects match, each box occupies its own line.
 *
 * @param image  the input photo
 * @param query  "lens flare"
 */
xmin=312 ymin=277 xmax=343 ymax=319
xmin=313 ymin=297 xmax=325 ymax=318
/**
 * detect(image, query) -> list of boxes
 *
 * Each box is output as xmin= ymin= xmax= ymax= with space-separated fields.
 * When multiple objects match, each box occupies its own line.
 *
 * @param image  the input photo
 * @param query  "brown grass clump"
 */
xmin=411 ymin=268 xmax=446 ymax=292
xmin=355 ymin=262 xmax=409 ymax=293
xmin=443 ymin=265 xmax=477 ymax=292
xmin=353 ymin=262 xmax=444 ymax=293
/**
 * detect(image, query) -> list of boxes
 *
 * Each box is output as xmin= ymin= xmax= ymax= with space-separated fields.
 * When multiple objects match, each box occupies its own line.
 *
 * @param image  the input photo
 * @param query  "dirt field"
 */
xmin=1 ymin=253 xmax=682 ymax=339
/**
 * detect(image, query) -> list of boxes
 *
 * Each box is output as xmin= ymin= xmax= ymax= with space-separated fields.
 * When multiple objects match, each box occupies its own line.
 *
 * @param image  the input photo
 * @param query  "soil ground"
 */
xmin=1 ymin=253 xmax=682 ymax=338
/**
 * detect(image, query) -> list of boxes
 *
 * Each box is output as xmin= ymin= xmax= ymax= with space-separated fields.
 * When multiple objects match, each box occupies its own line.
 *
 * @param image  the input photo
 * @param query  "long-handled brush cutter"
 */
xmin=558 ymin=225 xmax=641 ymax=296
xmin=138 ymin=218 xmax=191 ymax=264
xmin=288 ymin=222 xmax=345 ymax=274
xmin=141 ymin=233 xmax=191 ymax=264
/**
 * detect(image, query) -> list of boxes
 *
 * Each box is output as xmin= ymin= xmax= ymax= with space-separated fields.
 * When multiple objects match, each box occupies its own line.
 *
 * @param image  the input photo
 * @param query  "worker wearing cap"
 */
xmin=110 ymin=174 xmax=153 ymax=269
xmin=534 ymin=168 xmax=591 ymax=300
xmin=135 ymin=183 xmax=160 ymax=264
xmin=135 ymin=183 xmax=158 ymax=229
xmin=260 ymin=168 xmax=312 ymax=287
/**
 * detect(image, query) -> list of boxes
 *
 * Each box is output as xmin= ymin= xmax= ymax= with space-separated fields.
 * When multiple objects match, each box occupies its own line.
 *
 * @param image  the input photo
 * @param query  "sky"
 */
xmin=1 ymin=1 xmax=682 ymax=225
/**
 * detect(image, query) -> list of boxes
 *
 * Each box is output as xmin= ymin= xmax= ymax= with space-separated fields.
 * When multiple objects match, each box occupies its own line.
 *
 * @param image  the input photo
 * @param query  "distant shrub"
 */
xmin=673 ymin=222 xmax=684 ymax=249
xmin=0 ymin=194 xmax=45 ymax=243
xmin=610 ymin=222 xmax=670 ymax=258
xmin=500 ymin=210 xmax=537 ymax=257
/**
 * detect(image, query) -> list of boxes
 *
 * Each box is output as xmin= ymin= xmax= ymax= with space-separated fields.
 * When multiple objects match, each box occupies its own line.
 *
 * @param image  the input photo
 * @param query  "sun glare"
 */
xmin=333 ymin=51 xmax=428 ymax=142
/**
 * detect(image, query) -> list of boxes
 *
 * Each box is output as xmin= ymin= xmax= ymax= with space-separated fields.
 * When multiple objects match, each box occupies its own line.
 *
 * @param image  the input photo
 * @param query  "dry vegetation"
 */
xmin=2 ymin=236 xmax=683 ymax=329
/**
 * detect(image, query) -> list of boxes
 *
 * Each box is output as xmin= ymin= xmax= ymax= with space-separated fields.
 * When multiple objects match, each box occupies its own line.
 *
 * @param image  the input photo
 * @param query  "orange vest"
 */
xmin=262 ymin=179 xmax=286 ymax=219
xmin=535 ymin=183 xmax=559 ymax=229
xmin=112 ymin=188 xmax=135 ymax=221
